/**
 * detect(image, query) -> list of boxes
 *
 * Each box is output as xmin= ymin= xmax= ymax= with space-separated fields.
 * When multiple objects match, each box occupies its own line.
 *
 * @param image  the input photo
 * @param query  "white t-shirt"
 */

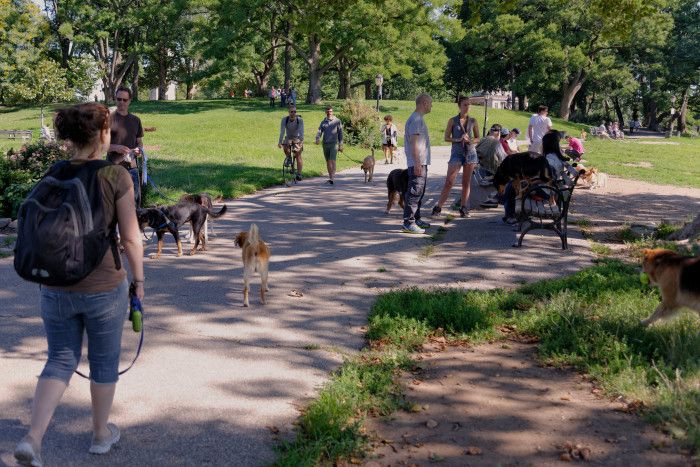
xmin=528 ymin=114 xmax=552 ymax=153
xmin=404 ymin=111 xmax=431 ymax=167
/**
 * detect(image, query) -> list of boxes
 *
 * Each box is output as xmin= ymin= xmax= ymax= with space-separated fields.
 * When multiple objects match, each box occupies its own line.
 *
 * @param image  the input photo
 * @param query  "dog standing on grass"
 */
xmin=361 ymin=148 xmax=376 ymax=183
xmin=640 ymin=248 xmax=700 ymax=326
xmin=234 ymin=224 xmax=270 ymax=307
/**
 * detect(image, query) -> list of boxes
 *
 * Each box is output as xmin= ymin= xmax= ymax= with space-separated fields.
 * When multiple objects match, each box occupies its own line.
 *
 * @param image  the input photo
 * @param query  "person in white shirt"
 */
xmin=527 ymin=105 xmax=552 ymax=154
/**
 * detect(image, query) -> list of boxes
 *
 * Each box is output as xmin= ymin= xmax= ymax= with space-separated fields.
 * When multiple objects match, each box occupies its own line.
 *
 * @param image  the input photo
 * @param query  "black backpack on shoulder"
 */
xmin=14 ymin=160 xmax=121 ymax=286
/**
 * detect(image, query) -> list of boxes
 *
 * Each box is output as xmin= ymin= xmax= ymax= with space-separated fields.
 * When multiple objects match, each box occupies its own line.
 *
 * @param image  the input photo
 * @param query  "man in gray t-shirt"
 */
xmin=402 ymin=93 xmax=433 ymax=234
xmin=278 ymin=105 xmax=304 ymax=181
xmin=315 ymin=106 xmax=344 ymax=185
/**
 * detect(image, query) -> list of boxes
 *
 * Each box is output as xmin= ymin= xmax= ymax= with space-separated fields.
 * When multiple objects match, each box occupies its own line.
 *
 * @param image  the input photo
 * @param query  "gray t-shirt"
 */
xmin=404 ymin=111 xmax=431 ymax=167
xmin=279 ymin=116 xmax=304 ymax=145
xmin=316 ymin=117 xmax=343 ymax=144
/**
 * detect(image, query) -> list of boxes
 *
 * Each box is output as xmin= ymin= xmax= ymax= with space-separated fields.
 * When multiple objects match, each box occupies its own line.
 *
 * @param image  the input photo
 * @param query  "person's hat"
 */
xmin=500 ymin=128 xmax=509 ymax=137
xmin=489 ymin=124 xmax=502 ymax=133
xmin=512 ymin=128 xmax=520 ymax=135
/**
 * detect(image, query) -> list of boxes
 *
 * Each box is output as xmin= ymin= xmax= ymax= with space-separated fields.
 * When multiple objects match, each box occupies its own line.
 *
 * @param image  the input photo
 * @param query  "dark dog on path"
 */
xmin=180 ymin=192 xmax=216 ymax=242
xmin=493 ymin=152 xmax=553 ymax=197
xmin=137 ymin=202 xmax=227 ymax=258
xmin=385 ymin=168 xmax=408 ymax=214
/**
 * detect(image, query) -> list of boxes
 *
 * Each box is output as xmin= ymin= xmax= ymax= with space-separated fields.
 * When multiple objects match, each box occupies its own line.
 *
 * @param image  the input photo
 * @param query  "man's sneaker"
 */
xmin=459 ymin=207 xmax=471 ymax=218
xmin=416 ymin=219 xmax=431 ymax=229
xmin=431 ymin=206 xmax=441 ymax=216
xmin=502 ymin=216 xmax=518 ymax=225
xmin=295 ymin=173 xmax=302 ymax=181
xmin=326 ymin=179 xmax=334 ymax=185
xmin=402 ymin=223 xmax=425 ymax=234
xmin=480 ymin=198 xmax=498 ymax=208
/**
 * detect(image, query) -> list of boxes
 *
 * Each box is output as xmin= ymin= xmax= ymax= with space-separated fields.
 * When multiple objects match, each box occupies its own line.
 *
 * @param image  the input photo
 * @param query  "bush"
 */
xmin=336 ymin=99 xmax=381 ymax=148
xmin=0 ymin=141 xmax=69 ymax=218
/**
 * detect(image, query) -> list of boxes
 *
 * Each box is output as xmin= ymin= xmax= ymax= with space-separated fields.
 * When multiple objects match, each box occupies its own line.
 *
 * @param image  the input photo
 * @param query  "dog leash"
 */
xmin=339 ymin=150 xmax=366 ymax=165
xmin=75 ymin=284 xmax=144 ymax=379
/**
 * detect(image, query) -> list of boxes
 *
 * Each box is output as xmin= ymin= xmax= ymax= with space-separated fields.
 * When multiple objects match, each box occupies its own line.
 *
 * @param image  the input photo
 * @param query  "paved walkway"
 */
xmin=0 ymin=150 xmax=592 ymax=466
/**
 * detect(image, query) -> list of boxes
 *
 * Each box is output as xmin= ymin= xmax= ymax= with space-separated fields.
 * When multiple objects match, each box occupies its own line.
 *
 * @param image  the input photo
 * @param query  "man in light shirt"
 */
xmin=527 ymin=105 xmax=552 ymax=155
xmin=402 ymin=93 xmax=433 ymax=234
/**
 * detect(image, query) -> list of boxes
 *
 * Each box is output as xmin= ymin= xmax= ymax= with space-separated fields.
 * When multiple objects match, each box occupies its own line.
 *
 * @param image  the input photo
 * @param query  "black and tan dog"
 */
xmin=493 ymin=152 xmax=553 ymax=197
xmin=385 ymin=168 xmax=408 ymax=214
xmin=137 ymin=202 xmax=227 ymax=258
xmin=234 ymin=224 xmax=270 ymax=307
xmin=180 ymin=193 xmax=215 ymax=242
xmin=640 ymin=249 xmax=700 ymax=326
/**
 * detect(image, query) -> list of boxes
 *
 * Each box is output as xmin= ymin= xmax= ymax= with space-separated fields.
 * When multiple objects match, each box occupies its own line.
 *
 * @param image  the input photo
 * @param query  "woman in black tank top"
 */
xmin=431 ymin=97 xmax=480 ymax=218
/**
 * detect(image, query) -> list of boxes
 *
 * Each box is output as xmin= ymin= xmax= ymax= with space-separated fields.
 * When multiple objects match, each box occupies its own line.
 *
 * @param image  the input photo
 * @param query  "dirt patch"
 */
xmin=144 ymin=145 xmax=162 ymax=151
xmin=569 ymin=176 xmax=700 ymax=244
xmin=623 ymin=161 xmax=654 ymax=169
xmin=364 ymin=342 xmax=691 ymax=466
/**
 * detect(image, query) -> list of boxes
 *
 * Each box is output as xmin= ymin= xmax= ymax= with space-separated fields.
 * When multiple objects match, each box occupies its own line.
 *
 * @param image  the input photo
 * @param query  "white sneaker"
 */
xmin=14 ymin=438 xmax=43 ymax=467
xmin=89 ymin=423 xmax=120 ymax=455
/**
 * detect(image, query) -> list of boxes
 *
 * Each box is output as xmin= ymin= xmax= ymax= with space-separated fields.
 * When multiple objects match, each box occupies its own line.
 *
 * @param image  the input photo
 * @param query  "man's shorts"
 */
xmin=448 ymin=148 xmax=478 ymax=166
xmin=322 ymin=142 xmax=338 ymax=161
xmin=284 ymin=140 xmax=303 ymax=156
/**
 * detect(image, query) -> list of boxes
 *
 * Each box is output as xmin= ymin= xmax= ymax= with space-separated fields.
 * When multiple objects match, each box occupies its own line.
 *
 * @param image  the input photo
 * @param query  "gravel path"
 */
xmin=3 ymin=151 xmax=693 ymax=466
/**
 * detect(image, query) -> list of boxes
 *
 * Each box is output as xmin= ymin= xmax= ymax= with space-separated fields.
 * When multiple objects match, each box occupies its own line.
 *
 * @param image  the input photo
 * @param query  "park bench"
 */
xmin=0 ymin=130 xmax=32 ymax=142
xmin=40 ymin=126 xmax=56 ymax=142
xmin=514 ymin=162 xmax=583 ymax=250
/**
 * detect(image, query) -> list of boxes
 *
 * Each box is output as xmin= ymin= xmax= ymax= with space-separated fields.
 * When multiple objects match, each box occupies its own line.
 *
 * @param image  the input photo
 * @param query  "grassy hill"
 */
xmin=1 ymin=99 xmax=698 ymax=200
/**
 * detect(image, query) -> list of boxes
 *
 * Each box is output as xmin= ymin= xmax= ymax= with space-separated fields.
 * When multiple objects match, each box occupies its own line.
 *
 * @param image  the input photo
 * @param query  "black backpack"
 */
xmin=14 ymin=160 xmax=121 ymax=286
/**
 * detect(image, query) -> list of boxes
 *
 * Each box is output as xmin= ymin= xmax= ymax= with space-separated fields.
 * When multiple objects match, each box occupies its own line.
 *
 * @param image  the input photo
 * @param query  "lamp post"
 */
xmin=375 ymin=74 xmax=383 ymax=111
xmin=482 ymin=92 xmax=490 ymax=137
xmin=668 ymin=95 xmax=677 ymax=138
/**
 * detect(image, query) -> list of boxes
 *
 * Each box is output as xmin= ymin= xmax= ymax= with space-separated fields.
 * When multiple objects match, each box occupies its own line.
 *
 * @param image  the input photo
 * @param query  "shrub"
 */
xmin=0 ymin=141 xmax=69 ymax=218
xmin=337 ymin=99 xmax=381 ymax=148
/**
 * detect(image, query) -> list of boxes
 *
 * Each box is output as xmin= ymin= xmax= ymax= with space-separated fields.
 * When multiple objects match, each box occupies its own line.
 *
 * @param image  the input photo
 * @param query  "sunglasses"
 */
xmin=116 ymin=98 xmax=130 ymax=102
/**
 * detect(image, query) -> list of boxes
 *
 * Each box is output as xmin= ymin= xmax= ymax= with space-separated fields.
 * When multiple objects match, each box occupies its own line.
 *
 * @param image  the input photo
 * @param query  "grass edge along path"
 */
xmin=273 ymin=259 xmax=699 ymax=466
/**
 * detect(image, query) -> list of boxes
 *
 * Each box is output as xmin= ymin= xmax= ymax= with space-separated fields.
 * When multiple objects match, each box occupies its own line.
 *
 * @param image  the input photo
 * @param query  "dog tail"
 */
xmin=247 ymin=223 xmax=260 ymax=250
xmin=207 ymin=204 xmax=227 ymax=218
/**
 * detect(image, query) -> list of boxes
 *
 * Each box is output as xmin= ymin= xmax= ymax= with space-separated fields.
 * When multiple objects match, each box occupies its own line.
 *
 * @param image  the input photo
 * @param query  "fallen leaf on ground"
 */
xmin=426 ymin=419 xmax=439 ymax=428
xmin=464 ymin=446 xmax=482 ymax=455
xmin=429 ymin=452 xmax=446 ymax=462
xmin=288 ymin=290 xmax=304 ymax=297
xmin=266 ymin=425 xmax=280 ymax=434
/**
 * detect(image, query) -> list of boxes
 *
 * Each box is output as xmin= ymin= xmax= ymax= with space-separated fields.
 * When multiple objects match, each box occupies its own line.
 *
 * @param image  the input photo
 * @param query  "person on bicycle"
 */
xmin=278 ymin=105 xmax=304 ymax=181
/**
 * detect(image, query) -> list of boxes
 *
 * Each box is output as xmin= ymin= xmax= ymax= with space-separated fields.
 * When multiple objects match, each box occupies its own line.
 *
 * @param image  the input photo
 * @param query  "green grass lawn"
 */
xmin=2 ymin=99 xmax=699 ymax=200
xmin=276 ymin=260 xmax=700 ymax=465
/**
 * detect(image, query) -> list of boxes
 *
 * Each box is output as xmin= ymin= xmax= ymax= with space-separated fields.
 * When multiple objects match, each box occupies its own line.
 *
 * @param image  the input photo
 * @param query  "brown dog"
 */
xmin=234 ymin=224 xmax=270 ymax=307
xmin=361 ymin=148 xmax=375 ymax=182
xmin=641 ymin=248 xmax=700 ymax=326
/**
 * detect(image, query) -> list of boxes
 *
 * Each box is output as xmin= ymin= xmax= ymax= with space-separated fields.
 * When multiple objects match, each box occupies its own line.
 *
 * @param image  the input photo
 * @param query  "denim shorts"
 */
xmin=448 ymin=148 xmax=478 ymax=166
xmin=39 ymin=280 xmax=128 ymax=384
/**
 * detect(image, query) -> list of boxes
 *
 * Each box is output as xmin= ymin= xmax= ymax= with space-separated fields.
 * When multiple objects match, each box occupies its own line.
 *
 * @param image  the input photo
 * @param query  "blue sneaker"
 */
xmin=415 ymin=219 xmax=431 ymax=229
xmin=402 ymin=223 xmax=425 ymax=234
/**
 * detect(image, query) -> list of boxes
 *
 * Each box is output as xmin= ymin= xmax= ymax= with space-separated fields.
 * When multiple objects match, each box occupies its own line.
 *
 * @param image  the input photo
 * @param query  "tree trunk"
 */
xmin=646 ymin=100 xmax=658 ymax=130
xmin=131 ymin=59 xmax=139 ymax=101
xmin=283 ymin=20 xmax=292 ymax=91
xmin=612 ymin=96 xmax=625 ymax=127
xmin=186 ymin=83 xmax=195 ymax=100
xmin=558 ymin=69 xmax=586 ymax=120
xmin=305 ymin=36 xmax=322 ymax=104
xmin=678 ymin=87 xmax=689 ymax=133
xmin=158 ymin=44 xmax=167 ymax=100
xmin=668 ymin=213 xmax=700 ymax=240
xmin=337 ymin=59 xmax=352 ymax=99
xmin=364 ymin=81 xmax=371 ymax=100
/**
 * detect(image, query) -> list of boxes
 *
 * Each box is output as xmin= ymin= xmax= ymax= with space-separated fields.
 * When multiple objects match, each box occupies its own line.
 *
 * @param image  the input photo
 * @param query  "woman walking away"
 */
xmin=431 ymin=97 xmax=480 ymax=218
xmin=380 ymin=115 xmax=398 ymax=164
xmin=14 ymin=103 xmax=145 ymax=467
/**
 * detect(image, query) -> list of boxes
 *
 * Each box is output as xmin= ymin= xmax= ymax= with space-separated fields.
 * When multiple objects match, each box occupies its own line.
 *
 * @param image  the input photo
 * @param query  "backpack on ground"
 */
xmin=14 ymin=160 xmax=121 ymax=286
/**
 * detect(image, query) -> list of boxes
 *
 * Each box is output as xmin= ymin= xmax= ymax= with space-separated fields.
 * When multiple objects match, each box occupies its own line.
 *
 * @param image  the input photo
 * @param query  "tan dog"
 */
xmin=234 ymin=224 xmax=270 ymax=307
xmin=641 ymin=248 xmax=700 ymax=326
xmin=361 ymin=148 xmax=375 ymax=182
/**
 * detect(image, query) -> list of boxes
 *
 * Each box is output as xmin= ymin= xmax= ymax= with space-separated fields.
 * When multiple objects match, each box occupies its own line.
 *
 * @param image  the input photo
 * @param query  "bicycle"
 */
xmin=282 ymin=140 xmax=302 ymax=187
